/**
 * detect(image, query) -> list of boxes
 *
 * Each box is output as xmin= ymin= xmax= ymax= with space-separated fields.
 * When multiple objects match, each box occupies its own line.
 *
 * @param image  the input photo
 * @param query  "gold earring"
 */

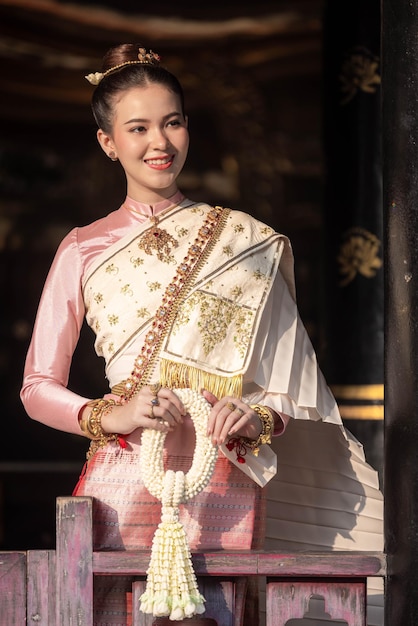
xmin=108 ymin=151 xmax=118 ymax=162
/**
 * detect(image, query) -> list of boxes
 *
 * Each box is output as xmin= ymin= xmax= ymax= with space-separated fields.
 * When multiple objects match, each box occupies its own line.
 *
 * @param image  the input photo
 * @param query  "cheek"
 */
xmin=179 ymin=131 xmax=190 ymax=154
xmin=115 ymin=137 xmax=140 ymax=156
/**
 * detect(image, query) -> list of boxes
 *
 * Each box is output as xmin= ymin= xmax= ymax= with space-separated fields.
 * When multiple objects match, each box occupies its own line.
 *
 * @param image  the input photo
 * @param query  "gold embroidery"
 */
xmin=337 ymin=227 xmax=382 ymax=286
xmin=172 ymin=292 xmax=254 ymax=358
xmin=223 ymin=245 xmax=233 ymax=257
xmin=339 ymin=46 xmax=381 ymax=105
xmin=253 ymin=269 xmax=267 ymax=281
xmin=137 ymin=307 xmax=150 ymax=318
xmin=105 ymin=263 xmax=118 ymax=275
xmin=130 ymin=256 xmax=144 ymax=267
xmin=175 ymin=225 xmax=189 ymax=237
xmin=108 ymin=342 xmax=115 ymax=354
xmin=231 ymin=286 xmax=243 ymax=298
xmin=147 ymin=281 xmax=162 ymax=292
xmin=233 ymin=224 xmax=245 ymax=233
xmin=171 ymin=293 xmax=196 ymax=329
xmin=121 ymin=284 xmax=133 ymax=296
xmin=260 ymin=226 xmax=273 ymax=235
xmin=108 ymin=314 xmax=119 ymax=326
xmin=233 ymin=309 xmax=254 ymax=357
xmin=94 ymin=293 xmax=103 ymax=304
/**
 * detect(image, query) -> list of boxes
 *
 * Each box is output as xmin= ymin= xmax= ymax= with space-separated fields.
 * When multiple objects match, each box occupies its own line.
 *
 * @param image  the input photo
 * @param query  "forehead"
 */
xmin=114 ymin=84 xmax=181 ymax=117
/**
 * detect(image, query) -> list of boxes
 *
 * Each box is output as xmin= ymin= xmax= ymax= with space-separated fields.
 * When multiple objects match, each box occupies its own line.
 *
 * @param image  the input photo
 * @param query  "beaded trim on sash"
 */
xmin=114 ymin=206 xmax=230 ymax=403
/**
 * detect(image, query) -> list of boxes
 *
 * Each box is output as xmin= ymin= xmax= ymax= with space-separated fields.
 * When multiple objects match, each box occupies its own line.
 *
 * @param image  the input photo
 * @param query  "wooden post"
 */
xmin=382 ymin=0 xmax=418 ymax=623
xmin=27 ymin=550 xmax=56 ymax=625
xmin=55 ymin=496 xmax=93 ymax=624
xmin=0 ymin=552 xmax=26 ymax=624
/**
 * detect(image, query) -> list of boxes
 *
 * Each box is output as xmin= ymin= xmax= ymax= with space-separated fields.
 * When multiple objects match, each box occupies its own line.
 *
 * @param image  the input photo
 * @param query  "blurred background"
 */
xmin=0 ymin=0 xmax=383 ymax=550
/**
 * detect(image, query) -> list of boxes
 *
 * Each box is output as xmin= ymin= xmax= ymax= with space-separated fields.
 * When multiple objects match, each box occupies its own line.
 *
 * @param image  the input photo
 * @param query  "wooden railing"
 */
xmin=0 ymin=496 xmax=386 ymax=625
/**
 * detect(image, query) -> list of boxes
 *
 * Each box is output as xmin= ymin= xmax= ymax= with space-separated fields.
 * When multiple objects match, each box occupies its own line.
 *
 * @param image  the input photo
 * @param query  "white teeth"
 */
xmin=146 ymin=157 xmax=171 ymax=165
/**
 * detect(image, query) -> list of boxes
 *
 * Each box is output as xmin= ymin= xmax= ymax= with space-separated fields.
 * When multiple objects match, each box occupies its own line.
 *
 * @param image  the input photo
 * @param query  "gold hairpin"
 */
xmin=85 ymin=47 xmax=161 ymax=85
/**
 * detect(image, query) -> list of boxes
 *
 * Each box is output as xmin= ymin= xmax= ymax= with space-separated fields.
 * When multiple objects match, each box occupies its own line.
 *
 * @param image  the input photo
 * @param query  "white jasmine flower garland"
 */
xmin=139 ymin=388 xmax=218 ymax=621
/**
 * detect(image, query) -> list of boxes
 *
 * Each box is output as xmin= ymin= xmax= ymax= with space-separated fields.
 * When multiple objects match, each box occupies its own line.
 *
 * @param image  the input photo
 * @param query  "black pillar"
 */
xmin=383 ymin=1 xmax=418 ymax=623
xmin=322 ymin=0 xmax=383 ymax=475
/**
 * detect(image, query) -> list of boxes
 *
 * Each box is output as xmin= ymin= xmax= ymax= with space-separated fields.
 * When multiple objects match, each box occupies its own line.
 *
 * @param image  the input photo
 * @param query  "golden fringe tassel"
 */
xmin=160 ymin=359 xmax=243 ymax=399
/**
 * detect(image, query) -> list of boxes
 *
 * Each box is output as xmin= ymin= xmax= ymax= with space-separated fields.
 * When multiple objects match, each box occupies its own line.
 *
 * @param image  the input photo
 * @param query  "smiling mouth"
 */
xmin=145 ymin=156 xmax=173 ymax=166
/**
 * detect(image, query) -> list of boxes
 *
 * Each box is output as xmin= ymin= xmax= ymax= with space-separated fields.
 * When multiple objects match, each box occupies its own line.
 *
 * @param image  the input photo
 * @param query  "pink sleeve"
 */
xmin=20 ymin=229 xmax=92 ymax=435
xmin=272 ymin=411 xmax=290 ymax=436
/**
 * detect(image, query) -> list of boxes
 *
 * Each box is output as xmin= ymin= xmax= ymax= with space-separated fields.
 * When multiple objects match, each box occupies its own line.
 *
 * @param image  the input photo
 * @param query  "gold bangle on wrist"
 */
xmin=240 ymin=404 xmax=274 ymax=456
xmin=79 ymin=398 xmax=122 ymax=460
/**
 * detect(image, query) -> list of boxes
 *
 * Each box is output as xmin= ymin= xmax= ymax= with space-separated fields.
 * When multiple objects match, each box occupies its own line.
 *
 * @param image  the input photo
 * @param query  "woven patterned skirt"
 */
xmin=74 ymin=434 xmax=264 ymax=625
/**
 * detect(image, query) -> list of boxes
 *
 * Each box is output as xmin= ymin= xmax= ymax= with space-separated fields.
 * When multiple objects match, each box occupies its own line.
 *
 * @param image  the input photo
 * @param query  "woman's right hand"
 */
xmin=84 ymin=385 xmax=186 ymax=437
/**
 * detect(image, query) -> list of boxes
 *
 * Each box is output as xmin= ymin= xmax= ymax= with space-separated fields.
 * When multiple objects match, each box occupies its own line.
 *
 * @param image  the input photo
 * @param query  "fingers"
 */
xmin=202 ymin=389 xmax=218 ymax=406
xmin=151 ymin=416 xmax=172 ymax=433
xmin=206 ymin=396 xmax=256 ymax=445
xmin=145 ymin=385 xmax=186 ymax=429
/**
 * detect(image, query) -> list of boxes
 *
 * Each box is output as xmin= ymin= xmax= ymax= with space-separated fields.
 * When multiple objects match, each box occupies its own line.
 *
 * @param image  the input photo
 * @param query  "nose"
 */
xmin=150 ymin=127 xmax=170 ymax=150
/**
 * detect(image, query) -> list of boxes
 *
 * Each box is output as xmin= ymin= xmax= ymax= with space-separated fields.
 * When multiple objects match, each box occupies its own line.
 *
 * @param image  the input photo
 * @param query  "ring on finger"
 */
xmin=226 ymin=401 xmax=236 ymax=411
xmin=150 ymin=382 xmax=162 ymax=395
xmin=235 ymin=407 xmax=245 ymax=417
xmin=149 ymin=405 xmax=157 ymax=419
xmin=151 ymin=397 xmax=160 ymax=407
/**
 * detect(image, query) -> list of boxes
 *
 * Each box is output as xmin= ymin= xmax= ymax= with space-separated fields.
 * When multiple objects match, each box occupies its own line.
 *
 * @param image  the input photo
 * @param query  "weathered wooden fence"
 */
xmin=0 ymin=496 xmax=385 ymax=625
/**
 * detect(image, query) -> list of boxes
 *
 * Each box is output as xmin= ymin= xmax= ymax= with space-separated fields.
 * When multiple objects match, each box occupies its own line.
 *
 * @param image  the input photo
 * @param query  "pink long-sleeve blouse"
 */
xmin=20 ymin=193 xmax=185 ymax=434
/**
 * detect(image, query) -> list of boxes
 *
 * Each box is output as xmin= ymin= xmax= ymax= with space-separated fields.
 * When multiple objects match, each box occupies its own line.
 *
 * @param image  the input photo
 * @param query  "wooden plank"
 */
xmin=92 ymin=550 xmax=385 ymax=577
xmin=233 ymin=577 xmax=247 ymax=626
xmin=192 ymin=553 xmax=259 ymax=576
xmin=0 ymin=552 xmax=26 ymax=624
xmin=258 ymin=552 xmax=386 ymax=577
xmin=266 ymin=579 xmax=366 ymax=626
xmin=27 ymin=550 xmax=56 ymax=625
xmin=55 ymin=496 xmax=93 ymax=625
xmin=93 ymin=551 xmax=150 ymax=575
xmin=93 ymin=550 xmax=259 ymax=576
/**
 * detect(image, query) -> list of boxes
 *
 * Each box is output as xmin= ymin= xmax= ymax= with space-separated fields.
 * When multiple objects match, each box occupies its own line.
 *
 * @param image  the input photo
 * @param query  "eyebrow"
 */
xmin=123 ymin=111 xmax=182 ymax=125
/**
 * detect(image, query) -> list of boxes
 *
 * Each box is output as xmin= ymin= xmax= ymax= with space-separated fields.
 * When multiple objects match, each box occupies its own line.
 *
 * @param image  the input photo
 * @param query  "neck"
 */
xmin=126 ymin=184 xmax=180 ymax=207
xmin=123 ymin=190 xmax=185 ymax=218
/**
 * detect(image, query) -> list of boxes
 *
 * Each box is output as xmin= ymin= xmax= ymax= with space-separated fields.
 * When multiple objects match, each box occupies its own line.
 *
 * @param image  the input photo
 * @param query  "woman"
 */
xmin=21 ymin=44 xmax=383 ymax=625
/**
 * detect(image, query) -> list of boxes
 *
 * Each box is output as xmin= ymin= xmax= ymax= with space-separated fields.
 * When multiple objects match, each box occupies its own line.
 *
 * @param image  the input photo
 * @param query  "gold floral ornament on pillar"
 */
xmin=337 ymin=227 xmax=382 ymax=287
xmin=139 ymin=388 xmax=218 ymax=621
xmin=339 ymin=45 xmax=381 ymax=105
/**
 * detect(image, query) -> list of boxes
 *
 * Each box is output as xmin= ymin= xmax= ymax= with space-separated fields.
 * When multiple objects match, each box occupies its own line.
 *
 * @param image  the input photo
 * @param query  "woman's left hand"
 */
xmin=202 ymin=390 xmax=262 ymax=446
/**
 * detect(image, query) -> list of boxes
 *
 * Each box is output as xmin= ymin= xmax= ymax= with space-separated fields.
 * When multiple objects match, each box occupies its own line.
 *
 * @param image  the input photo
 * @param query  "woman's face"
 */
xmin=98 ymin=83 xmax=189 ymax=203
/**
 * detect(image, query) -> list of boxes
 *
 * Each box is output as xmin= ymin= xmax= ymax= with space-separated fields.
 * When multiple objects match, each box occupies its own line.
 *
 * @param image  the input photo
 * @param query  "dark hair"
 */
xmin=91 ymin=43 xmax=185 ymax=133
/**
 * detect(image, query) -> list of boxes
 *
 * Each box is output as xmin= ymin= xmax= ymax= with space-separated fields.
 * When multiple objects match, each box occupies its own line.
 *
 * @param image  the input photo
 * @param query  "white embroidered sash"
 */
xmin=83 ymin=202 xmax=285 ymax=381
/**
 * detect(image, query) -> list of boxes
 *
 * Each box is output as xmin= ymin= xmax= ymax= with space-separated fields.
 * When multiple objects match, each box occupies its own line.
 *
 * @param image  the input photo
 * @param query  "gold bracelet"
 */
xmin=88 ymin=398 xmax=116 ymax=437
xmin=79 ymin=398 xmax=122 ymax=460
xmin=79 ymin=417 xmax=94 ymax=439
xmin=240 ymin=404 xmax=274 ymax=456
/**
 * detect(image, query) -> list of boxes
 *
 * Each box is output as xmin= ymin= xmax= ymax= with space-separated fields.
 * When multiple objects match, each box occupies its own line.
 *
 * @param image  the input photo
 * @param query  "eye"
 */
xmin=167 ymin=118 xmax=182 ymax=128
xmin=130 ymin=125 xmax=146 ymax=133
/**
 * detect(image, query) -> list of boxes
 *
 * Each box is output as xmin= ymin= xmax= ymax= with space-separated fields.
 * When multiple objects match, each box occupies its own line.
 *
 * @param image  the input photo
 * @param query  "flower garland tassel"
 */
xmin=139 ymin=388 xmax=218 ymax=621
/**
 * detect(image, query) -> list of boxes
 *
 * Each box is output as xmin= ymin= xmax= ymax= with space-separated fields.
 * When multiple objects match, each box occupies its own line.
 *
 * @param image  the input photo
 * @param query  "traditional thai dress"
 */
xmin=21 ymin=192 xmax=383 ymax=626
